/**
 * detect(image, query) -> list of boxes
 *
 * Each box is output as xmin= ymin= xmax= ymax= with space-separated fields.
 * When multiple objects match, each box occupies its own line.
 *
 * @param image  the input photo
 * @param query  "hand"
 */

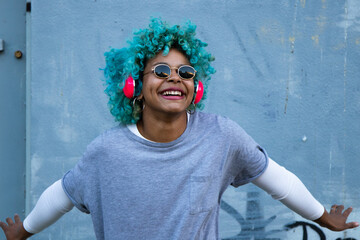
xmin=0 ymin=214 xmax=33 ymax=240
xmin=314 ymin=205 xmax=359 ymax=231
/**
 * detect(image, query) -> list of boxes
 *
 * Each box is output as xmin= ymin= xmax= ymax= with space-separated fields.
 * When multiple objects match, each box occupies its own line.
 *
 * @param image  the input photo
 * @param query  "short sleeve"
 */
xmin=231 ymin=145 xmax=269 ymax=187
xmin=62 ymin=136 xmax=104 ymax=214
xmin=62 ymin=163 xmax=90 ymax=214
xmin=220 ymin=117 xmax=269 ymax=187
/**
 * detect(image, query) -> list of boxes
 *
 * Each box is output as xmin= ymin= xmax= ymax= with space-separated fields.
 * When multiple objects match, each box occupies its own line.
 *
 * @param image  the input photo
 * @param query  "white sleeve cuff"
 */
xmin=252 ymin=158 xmax=324 ymax=220
xmin=23 ymin=179 xmax=74 ymax=234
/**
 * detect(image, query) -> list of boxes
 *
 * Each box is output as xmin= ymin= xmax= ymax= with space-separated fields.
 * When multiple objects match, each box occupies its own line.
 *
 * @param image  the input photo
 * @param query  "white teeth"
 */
xmin=162 ymin=91 xmax=182 ymax=96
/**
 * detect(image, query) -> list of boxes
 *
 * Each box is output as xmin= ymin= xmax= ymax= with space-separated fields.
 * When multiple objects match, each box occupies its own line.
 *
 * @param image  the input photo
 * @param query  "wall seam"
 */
xmin=25 ymin=0 xmax=32 ymax=215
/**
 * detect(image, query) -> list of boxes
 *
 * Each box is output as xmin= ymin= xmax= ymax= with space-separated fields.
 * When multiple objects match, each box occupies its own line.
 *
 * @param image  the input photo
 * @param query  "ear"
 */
xmin=137 ymin=92 xmax=144 ymax=100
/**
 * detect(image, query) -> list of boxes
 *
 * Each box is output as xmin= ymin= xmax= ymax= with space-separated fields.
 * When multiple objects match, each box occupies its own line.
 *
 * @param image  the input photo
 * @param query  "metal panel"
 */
xmin=0 ymin=0 xmax=27 ymax=239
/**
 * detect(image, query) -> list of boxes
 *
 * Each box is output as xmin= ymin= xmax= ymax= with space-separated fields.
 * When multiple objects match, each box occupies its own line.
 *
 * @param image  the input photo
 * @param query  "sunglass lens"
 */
xmin=179 ymin=66 xmax=195 ymax=79
xmin=154 ymin=65 xmax=170 ymax=78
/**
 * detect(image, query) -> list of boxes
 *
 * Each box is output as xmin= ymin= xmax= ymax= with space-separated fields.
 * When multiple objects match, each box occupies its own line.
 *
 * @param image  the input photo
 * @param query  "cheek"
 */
xmin=141 ymin=83 xmax=151 ymax=99
xmin=187 ymin=83 xmax=195 ymax=98
xmin=140 ymin=78 xmax=159 ymax=99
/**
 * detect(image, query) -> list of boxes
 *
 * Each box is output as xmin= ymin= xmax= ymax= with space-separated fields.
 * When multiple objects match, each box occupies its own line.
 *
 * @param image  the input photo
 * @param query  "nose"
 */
xmin=167 ymin=68 xmax=181 ymax=83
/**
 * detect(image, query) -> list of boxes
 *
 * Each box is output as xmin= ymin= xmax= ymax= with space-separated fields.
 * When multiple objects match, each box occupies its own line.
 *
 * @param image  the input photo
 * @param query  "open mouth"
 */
xmin=161 ymin=90 xmax=184 ymax=96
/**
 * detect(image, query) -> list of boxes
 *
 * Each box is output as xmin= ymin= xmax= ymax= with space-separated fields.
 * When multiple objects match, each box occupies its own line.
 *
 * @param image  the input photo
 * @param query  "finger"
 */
xmin=330 ymin=204 xmax=337 ymax=213
xmin=336 ymin=205 xmax=344 ymax=214
xmin=345 ymin=221 xmax=359 ymax=229
xmin=0 ymin=221 xmax=8 ymax=230
xmin=14 ymin=214 xmax=20 ymax=223
xmin=5 ymin=217 xmax=13 ymax=225
xmin=342 ymin=207 xmax=353 ymax=218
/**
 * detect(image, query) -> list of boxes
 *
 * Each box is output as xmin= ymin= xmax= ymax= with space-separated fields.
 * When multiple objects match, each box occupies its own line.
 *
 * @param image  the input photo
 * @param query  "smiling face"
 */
xmin=140 ymin=48 xmax=195 ymax=117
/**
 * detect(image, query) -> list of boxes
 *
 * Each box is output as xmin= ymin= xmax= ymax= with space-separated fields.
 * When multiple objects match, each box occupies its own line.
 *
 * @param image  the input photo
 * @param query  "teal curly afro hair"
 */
xmin=103 ymin=17 xmax=216 ymax=124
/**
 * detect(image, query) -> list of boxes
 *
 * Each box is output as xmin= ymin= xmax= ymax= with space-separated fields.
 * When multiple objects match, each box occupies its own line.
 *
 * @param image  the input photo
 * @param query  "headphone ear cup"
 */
xmin=123 ymin=75 xmax=135 ymax=98
xmin=194 ymin=81 xmax=204 ymax=104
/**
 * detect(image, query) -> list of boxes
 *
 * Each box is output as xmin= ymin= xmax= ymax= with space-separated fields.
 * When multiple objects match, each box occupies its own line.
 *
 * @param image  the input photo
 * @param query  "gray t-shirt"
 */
xmin=62 ymin=111 xmax=268 ymax=240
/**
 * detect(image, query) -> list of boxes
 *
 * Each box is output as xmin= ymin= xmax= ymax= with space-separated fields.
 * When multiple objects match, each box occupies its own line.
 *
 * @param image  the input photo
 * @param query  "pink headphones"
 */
xmin=123 ymin=75 xmax=135 ymax=99
xmin=123 ymin=75 xmax=204 ymax=104
xmin=193 ymin=80 xmax=203 ymax=104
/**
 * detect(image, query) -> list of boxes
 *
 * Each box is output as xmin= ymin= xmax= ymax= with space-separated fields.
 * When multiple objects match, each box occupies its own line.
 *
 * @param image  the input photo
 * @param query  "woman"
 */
xmin=1 ymin=18 xmax=358 ymax=240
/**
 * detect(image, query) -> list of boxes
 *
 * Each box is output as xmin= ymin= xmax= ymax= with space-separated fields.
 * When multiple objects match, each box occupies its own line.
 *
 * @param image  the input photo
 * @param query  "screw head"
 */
xmin=15 ymin=50 xmax=23 ymax=59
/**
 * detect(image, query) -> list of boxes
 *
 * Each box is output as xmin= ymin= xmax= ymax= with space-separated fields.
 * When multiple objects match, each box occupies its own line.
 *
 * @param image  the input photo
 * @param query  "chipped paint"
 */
xmin=300 ymin=0 xmax=306 ymax=8
xmin=288 ymin=36 xmax=296 ymax=44
xmin=311 ymin=35 xmax=319 ymax=45
xmin=322 ymin=0 xmax=327 ymax=9
xmin=258 ymin=21 xmax=286 ymax=45
xmin=316 ymin=15 xmax=327 ymax=29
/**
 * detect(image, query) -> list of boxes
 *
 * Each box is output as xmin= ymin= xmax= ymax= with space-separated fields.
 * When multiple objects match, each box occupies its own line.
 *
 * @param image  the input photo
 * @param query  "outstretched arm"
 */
xmin=0 ymin=179 xmax=74 ymax=239
xmin=252 ymin=158 xmax=359 ymax=231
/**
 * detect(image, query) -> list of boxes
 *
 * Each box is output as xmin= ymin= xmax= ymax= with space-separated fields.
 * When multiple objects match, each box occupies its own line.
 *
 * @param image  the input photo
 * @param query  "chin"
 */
xmin=159 ymin=101 xmax=190 ymax=112
xmin=164 ymin=108 xmax=187 ymax=114
xmin=161 ymin=105 xmax=189 ymax=114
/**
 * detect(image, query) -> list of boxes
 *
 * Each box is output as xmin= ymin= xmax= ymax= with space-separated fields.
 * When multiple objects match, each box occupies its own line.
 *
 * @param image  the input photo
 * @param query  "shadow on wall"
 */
xmin=220 ymin=192 xmax=357 ymax=240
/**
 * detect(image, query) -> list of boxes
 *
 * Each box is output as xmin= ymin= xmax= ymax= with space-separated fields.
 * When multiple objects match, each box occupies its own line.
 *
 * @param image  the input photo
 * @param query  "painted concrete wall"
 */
xmin=28 ymin=0 xmax=360 ymax=239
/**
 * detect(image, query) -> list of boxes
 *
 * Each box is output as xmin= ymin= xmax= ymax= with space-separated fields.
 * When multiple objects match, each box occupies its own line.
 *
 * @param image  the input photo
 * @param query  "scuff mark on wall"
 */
xmin=300 ymin=0 xmax=306 ymax=8
xmin=223 ymin=17 xmax=265 ymax=81
xmin=343 ymin=1 xmax=348 ymax=113
xmin=223 ymin=67 xmax=233 ymax=83
xmin=316 ymin=16 xmax=327 ymax=29
xmin=284 ymin=1 xmax=299 ymax=114
xmin=311 ymin=35 xmax=319 ymax=45
xmin=258 ymin=21 xmax=286 ymax=45
xmin=321 ymin=0 xmax=327 ymax=9
xmin=248 ymin=26 xmax=275 ymax=78
xmin=289 ymin=37 xmax=296 ymax=49
xmin=30 ymin=153 xmax=42 ymax=205
xmin=337 ymin=0 xmax=360 ymax=31
xmin=285 ymin=34 xmax=295 ymax=114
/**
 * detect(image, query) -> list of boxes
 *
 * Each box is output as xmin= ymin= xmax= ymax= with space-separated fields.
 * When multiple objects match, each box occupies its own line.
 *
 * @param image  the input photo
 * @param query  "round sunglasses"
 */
xmin=143 ymin=64 xmax=196 ymax=80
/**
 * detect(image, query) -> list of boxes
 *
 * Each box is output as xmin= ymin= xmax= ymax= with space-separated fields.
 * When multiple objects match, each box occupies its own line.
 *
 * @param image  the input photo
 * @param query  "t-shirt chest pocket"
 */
xmin=190 ymin=175 xmax=220 ymax=215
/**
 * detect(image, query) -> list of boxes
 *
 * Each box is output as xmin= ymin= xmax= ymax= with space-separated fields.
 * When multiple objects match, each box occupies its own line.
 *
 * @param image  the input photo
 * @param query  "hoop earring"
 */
xmin=132 ymin=97 xmax=145 ymax=112
xmin=187 ymin=103 xmax=196 ymax=115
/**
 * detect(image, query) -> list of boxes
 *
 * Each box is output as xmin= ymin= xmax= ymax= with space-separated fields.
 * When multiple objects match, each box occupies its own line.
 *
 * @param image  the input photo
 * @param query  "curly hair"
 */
xmin=103 ymin=17 xmax=216 ymax=124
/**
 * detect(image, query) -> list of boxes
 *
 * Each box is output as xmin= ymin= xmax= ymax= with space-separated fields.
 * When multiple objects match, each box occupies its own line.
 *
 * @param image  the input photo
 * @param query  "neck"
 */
xmin=137 ymin=110 xmax=188 ymax=143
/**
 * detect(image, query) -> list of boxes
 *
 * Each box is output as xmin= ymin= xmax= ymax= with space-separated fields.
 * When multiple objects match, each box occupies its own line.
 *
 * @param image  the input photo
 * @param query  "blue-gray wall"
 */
xmin=25 ymin=0 xmax=360 ymax=239
xmin=0 ymin=1 xmax=27 ymax=239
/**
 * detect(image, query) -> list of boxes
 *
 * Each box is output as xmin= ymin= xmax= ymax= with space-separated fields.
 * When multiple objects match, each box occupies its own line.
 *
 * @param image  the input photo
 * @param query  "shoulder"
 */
xmin=191 ymin=111 xmax=248 ymax=142
xmin=84 ymin=125 xmax=126 ymax=155
xmin=193 ymin=111 xmax=231 ymax=123
xmin=193 ymin=111 xmax=245 ymax=132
